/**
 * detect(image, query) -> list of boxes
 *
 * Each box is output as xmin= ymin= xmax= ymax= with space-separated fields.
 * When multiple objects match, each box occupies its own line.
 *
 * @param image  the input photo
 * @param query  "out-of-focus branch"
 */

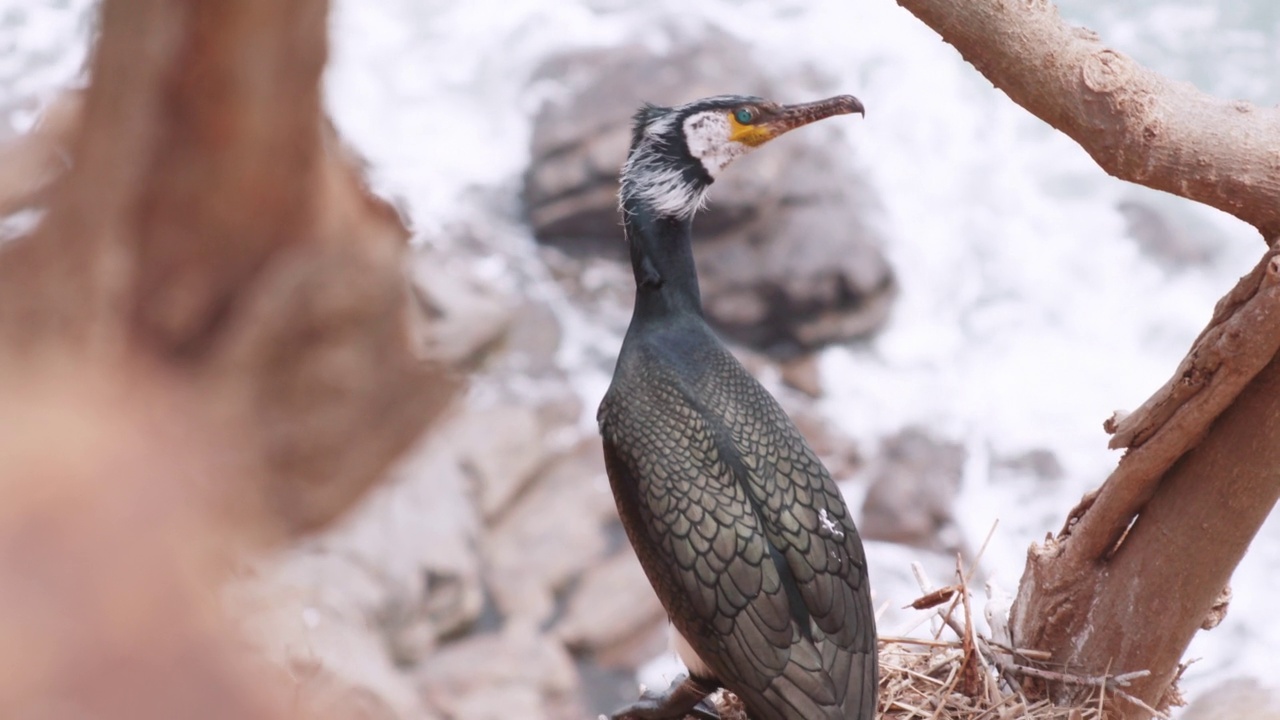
xmin=0 ymin=0 xmax=461 ymax=717
xmin=895 ymin=0 xmax=1280 ymax=239
xmin=0 ymin=368 xmax=284 ymax=720
xmin=0 ymin=0 xmax=458 ymax=535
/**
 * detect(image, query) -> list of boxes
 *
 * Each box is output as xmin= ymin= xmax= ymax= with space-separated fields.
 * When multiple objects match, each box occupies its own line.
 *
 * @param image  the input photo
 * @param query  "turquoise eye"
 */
xmin=734 ymin=108 xmax=754 ymax=124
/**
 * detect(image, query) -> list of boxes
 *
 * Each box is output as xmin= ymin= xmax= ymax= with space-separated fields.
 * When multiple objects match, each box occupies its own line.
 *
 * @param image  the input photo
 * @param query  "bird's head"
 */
xmin=619 ymin=93 xmax=864 ymax=220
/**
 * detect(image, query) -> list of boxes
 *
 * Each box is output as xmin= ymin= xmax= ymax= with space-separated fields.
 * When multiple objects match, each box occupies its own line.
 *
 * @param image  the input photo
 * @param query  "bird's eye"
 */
xmin=734 ymin=107 xmax=755 ymax=124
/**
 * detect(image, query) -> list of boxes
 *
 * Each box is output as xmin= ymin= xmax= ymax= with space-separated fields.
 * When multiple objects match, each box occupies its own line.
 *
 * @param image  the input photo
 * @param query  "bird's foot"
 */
xmin=610 ymin=674 xmax=720 ymax=720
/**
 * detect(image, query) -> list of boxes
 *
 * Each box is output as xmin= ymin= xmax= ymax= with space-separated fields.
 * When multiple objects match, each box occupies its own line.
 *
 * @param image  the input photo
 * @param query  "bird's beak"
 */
xmin=760 ymin=95 xmax=864 ymax=141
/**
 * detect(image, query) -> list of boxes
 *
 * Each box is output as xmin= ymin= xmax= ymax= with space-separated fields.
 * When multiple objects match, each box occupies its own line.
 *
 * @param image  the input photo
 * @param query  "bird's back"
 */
xmin=599 ymin=316 xmax=877 ymax=720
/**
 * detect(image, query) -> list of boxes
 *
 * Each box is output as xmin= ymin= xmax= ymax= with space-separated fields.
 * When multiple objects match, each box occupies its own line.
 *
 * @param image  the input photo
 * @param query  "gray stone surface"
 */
xmin=482 ymin=437 xmax=617 ymax=625
xmin=409 ymin=247 xmax=518 ymax=365
xmin=419 ymin=625 xmax=582 ymax=720
xmin=554 ymin=549 xmax=665 ymax=654
xmin=1118 ymin=195 xmax=1219 ymax=270
xmin=860 ymin=427 xmax=964 ymax=552
xmin=1182 ymin=678 xmax=1280 ymax=720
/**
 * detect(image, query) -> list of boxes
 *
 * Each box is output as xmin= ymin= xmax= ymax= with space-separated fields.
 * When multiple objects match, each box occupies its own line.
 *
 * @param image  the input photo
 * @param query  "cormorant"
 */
xmin=598 ymin=94 xmax=877 ymax=720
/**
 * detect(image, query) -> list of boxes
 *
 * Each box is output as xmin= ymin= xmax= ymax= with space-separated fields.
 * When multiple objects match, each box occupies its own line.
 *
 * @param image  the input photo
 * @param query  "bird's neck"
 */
xmin=623 ymin=202 xmax=703 ymax=321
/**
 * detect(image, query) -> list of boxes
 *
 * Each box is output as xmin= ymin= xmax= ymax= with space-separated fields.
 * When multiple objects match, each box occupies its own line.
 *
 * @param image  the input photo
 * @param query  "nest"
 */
xmin=677 ymin=556 xmax=1182 ymax=720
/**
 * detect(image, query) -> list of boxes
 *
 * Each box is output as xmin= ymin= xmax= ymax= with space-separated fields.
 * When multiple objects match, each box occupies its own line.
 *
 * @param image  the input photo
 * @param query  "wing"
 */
xmin=694 ymin=348 xmax=879 ymax=718
xmin=600 ymin=359 xmax=864 ymax=720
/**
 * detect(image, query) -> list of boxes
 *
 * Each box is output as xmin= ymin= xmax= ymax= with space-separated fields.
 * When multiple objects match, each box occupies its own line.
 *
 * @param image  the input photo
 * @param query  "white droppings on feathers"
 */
xmin=819 ymin=508 xmax=846 ymax=540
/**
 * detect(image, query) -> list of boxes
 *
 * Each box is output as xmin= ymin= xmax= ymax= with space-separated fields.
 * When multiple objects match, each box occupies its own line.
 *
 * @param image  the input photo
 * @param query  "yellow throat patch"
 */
xmin=727 ymin=112 xmax=775 ymax=147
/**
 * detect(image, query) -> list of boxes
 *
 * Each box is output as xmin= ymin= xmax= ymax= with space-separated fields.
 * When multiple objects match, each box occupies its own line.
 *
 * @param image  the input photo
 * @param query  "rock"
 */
xmin=502 ymin=297 xmax=563 ymax=375
xmin=1117 ymin=196 xmax=1217 ymax=270
xmin=859 ymin=427 xmax=964 ymax=552
xmin=482 ymin=438 xmax=616 ymax=625
xmin=419 ymin=624 xmax=582 ymax=720
xmin=225 ymin=555 xmax=427 ymax=720
xmin=554 ymin=550 xmax=665 ymax=657
xmin=780 ymin=353 xmax=824 ymax=398
xmin=347 ymin=430 xmax=486 ymax=648
xmin=991 ymin=447 xmax=1063 ymax=482
xmin=1181 ymin=678 xmax=1280 ymax=720
xmin=408 ymin=246 xmax=517 ymax=365
xmin=227 ymin=400 xmax=588 ymax=718
xmin=449 ymin=685 xmax=544 ymax=720
xmin=247 ymin=425 xmax=486 ymax=675
xmin=452 ymin=404 xmax=552 ymax=522
xmin=523 ymin=28 xmax=895 ymax=356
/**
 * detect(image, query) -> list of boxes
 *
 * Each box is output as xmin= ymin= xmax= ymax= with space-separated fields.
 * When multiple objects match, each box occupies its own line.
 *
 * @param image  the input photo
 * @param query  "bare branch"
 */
xmin=1076 ymin=247 xmax=1280 ymax=558
xmin=895 ymin=0 xmax=1280 ymax=239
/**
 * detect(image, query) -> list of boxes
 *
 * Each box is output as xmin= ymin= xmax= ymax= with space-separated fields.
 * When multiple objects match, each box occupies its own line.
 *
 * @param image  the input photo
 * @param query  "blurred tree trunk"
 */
xmin=895 ymin=0 xmax=1280 ymax=717
xmin=0 ymin=0 xmax=456 ymax=534
xmin=0 ymin=0 xmax=456 ymax=718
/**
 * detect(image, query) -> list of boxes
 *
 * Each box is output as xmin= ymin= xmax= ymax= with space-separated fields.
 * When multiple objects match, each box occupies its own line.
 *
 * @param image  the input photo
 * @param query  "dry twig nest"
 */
xmin=654 ymin=556 xmax=1185 ymax=720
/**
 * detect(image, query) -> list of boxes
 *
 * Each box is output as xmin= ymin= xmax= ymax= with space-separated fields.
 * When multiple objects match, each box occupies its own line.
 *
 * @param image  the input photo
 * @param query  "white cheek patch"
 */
xmin=683 ymin=111 xmax=750 ymax=178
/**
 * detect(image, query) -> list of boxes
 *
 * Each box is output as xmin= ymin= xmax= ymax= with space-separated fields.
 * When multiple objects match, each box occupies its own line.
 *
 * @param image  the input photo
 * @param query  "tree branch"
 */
xmin=1073 ymin=246 xmax=1280 ymax=558
xmin=0 ymin=0 xmax=458 ymax=535
xmin=895 ymin=0 xmax=1280 ymax=239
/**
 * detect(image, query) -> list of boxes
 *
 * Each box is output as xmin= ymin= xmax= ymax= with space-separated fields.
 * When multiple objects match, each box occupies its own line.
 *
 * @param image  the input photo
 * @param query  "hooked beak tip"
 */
xmin=765 ymin=94 xmax=866 ymax=138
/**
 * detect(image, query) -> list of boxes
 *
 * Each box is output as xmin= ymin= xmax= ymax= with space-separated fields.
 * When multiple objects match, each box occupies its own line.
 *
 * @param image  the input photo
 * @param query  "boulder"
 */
xmin=225 ymin=553 xmax=428 ymax=720
xmin=554 ymin=549 xmax=665 ymax=657
xmin=453 ymin=404 xmax=553 ymax=522
xmin=408 ymin=246 xmax=518 ymax=366
xmin=991 ymin=447 xmax=1063 ymax=482
xmin=224 ymin=418 xmax=489 ymax=720
xmin=1181 ymin=678 xmax=1280 ymax=720
xmin=1117 ymin=195 xmax=1218 ymax=271
xmin=859 ymin=427 xmax=964 ymax=552
xmin=419 ymin=624 xmax=582 ymax=720
xmin=481 ymin=437 xmax=617 ymax=625
xmin=523 ymin=28 xmax=895 ymax=356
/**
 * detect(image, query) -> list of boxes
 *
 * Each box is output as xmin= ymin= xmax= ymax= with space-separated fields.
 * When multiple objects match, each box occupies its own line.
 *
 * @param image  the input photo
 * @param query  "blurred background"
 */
xmin=2 ymin=0 xmax=1277 ymax=718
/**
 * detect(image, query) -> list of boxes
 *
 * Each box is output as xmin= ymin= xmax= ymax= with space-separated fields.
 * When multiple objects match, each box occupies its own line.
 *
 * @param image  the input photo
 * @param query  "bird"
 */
xmin=597 ymin=94 xmax=877 ymax=720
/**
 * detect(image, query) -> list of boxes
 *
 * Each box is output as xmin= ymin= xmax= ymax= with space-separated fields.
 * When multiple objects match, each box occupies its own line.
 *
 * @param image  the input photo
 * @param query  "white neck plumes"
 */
xmin=619 ymin=103 xmax=759 ymax=221
xmin=619 ymin=114 xmax=710 ymax=220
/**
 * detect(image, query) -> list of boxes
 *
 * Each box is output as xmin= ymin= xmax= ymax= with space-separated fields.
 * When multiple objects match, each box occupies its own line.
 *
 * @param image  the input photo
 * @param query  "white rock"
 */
xmin=483 ymin=439 xmax=615 ymax=625
xmin=452 ymin=404 xmax=551 ymax=522
xmin=225 ymin=555 xmax=426 ymax=720
xmin=420 ymin=624 xmax=581 ymax=720
xmin=409 ymin=248 xmax=517 ymax=365
xmin=1182 ymin=678 xmax=1280 ymax=720
xmin=555 ymin=550 xmax=664 ymax=652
